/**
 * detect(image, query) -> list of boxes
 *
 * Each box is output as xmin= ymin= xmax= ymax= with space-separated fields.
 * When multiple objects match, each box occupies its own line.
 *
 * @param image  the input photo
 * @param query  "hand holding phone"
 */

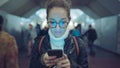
xmin=47 ymin=49 xmax=63 ymax=58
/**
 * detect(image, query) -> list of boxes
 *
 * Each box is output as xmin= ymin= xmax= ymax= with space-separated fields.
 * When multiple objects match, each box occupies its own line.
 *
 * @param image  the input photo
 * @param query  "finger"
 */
xmin=57 ymin=60 xmax=70 ymax=68
xmin=58 ymin=54 xmax=69 ymax=64
xmin=57 ymin=58 xmax=70 ymax=67
xmin=43 ymin=53 xmax=56 ymax=66
xmin=57 ymin=62 xmax=62 ymax=68
xmin=63 ymin=53 xmax=68 ymax=59
xmin=45 ymin=56 xmax=56 ymax=60
xmin=44 ymin=53 xmax=56 ymax=59
xmin=56 ymin=55 xmax=65 ymax=61
xmin=61 ymin=63 xmax=70 ymax=68
xmin=59 ymin=59 xmax=69 ymax=64
xmin=46 ymin=62 xmax=56 ymax=67
xmin=44 ymin=58 xmax=56 ymax=64
xmin=45 ymin=60 xmax=56 ymax=67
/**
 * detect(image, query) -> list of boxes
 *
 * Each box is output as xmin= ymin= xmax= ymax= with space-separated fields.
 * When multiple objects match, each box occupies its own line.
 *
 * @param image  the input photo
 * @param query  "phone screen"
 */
xmin=47 ymin=49 xmax=63 ymax=58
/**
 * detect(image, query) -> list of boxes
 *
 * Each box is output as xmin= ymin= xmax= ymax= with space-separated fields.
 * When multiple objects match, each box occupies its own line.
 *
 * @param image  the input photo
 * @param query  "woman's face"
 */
xmin=48 ymin=7 xmax=69 ymax=38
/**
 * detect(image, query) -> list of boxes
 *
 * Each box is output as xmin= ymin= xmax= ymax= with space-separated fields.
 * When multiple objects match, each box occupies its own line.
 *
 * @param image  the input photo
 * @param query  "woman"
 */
xmin=30 ymin=0 xmax=88 ymax=68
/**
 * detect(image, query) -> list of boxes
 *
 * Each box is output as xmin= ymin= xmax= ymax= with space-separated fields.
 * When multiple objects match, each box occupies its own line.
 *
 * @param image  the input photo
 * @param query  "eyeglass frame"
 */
xmin=47 ymin=20 xmax=69 ymax=28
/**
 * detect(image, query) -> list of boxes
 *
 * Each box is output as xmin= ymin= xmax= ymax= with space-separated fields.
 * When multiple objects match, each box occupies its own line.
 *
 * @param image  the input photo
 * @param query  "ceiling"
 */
xmin=0 ymin=0 xmax=120 ymax=19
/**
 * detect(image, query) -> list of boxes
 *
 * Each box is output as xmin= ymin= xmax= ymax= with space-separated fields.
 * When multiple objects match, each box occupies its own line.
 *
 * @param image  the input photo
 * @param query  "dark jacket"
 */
xmin=84 ymin=28 xmax=97 ymax=41
xmin=29 ymin=35 xmax=88 ymax=68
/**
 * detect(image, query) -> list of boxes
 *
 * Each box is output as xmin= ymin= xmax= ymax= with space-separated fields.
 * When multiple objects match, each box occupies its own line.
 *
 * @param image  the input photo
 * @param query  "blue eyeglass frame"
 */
xmin=48 ymin=21 xmax=68 ymax=28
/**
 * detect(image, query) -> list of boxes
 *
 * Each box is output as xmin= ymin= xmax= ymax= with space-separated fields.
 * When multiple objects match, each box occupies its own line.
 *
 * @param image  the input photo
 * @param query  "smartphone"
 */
xmin=47 ymin=49 xmax=63 ymax=58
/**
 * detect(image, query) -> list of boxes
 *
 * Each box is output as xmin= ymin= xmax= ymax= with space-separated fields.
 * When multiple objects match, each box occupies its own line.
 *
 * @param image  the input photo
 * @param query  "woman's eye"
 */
xmin=49 ymin=21 xmax=56 ymax=26
xmin=49 ymin=21 xmax=54 ymax=24
xmin=60 ymin=21 xmax=64 ymax=26
xmin=53 ymin=22 xmax=56 ymax=25
xmin=51 ymin=21 xmax=56 ymax=24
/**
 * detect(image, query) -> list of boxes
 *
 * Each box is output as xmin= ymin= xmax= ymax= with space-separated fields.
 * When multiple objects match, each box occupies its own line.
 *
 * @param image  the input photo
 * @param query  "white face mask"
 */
xmin=48 ymin=27 xmax=70 ymax=41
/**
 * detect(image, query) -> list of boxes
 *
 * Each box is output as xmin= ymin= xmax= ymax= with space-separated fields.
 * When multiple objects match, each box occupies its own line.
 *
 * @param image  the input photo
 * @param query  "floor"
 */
xmin=88 ymin=46 xmax=120 ymax=68
xmin=18 ymin=46 xmax=120 ymax=68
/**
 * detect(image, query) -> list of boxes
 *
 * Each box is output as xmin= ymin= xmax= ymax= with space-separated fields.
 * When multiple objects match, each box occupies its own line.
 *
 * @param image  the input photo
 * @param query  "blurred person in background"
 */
xmin=0 ymin=15 xmax=19 ymax=68
xmin=35 ymin=23 xmax=41 ymax=37
xmin=83 ymin=24 xmax=97 ymax=56
xmin=27 ymin=24 xmax=37 ymax=57
xmin=71 ymin=24 xmax=81 ymax=37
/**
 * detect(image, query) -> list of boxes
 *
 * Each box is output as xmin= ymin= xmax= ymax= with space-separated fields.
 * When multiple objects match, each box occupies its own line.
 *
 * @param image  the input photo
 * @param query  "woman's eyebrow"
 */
xmin=48 ymin=18 xmax=67 ymax=21
xmin=48 ymin=18 xmax=55 ymax=21
xmin=60 ymin=18 xmax=68 ymax=22
xmin=60 ymin=18 xmax=67 ymax=21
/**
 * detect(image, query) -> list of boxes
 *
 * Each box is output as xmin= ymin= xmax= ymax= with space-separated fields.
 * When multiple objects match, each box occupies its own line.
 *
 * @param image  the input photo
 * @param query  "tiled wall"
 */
xmin=95 ymin=16 xmax=118 ymax=53
xmin=117 ymin=15 xmax=120 ymax=54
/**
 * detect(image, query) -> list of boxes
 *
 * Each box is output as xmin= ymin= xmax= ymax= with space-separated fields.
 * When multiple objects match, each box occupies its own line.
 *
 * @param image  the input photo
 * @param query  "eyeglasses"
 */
xmin=48 ymin=20 xmax=68 ymax=28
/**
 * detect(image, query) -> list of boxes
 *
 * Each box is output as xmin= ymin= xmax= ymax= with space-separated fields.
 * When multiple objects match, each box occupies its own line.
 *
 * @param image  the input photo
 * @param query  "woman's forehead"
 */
xmin=48 ymin=7 xmax=68 ymax=18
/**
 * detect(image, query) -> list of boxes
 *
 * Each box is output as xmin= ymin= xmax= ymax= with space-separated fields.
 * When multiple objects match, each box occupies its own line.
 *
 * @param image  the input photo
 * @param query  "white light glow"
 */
xmin=20 ymin=22 xmax=24 ymax=25
xmin=30 ymin=22 xmax=36 ymax=27
xmin=35 ymin=9 xmax=84 ymax=22
xmin=70 ymin=9 xmax=83 ymax=21
xmin=86 ymin=16 xmax=94 ymax=24
xmin=91 ymin=22 xmax=95 ymax=27
xmin=36 ymin=9 xmax=46 ymax=20
xmin=41 ymin=19 xmax=48 ymax=29
xmin=67 ymin=21 xmax=74 ymax=30
xmin=74 ymin=22 xmax=78 ymax=27
xmin=81 ymin=22 xmax=85 ymax=27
